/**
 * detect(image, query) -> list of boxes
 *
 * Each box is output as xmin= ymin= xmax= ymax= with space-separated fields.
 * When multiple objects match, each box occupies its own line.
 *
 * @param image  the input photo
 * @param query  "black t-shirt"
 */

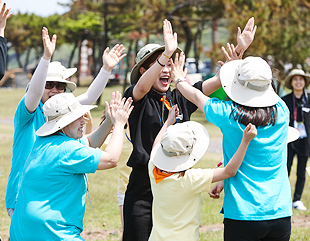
xmin=123 ymin=81 xmax=203 ymax=169
xmin=0 ymin=36 xmax=7 ymax=80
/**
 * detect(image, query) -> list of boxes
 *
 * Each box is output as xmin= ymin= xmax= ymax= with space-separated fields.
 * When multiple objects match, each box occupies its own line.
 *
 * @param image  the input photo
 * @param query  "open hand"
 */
xmin=218 ymin=43 xmax=244 ymax=66
xmin=42 ymin=27 xmax=56 ymax=60
xmin=0 ymin=1 xmax=11 ymax=37
xmin=236 ymin=17 xmax=257 ymax=54
xmin=163 ymin=19 xmax=178 ymax=56
xmin=102 ymin=44 xmax=126 ymax=72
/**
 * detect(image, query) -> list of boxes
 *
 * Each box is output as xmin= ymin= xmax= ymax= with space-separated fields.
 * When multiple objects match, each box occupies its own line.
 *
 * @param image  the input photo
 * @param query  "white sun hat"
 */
xmin=46 ymin=61 xmax=77 ymax=93
xmin=220 ymin=56 xmax=278 ymax=107
xmin=36 ymin=93 xmax=96 ymax=136
xmin=150 ymin=121 xmax=209 ymax=172
xmin=130 ymin=44 xmax=183 ymax=85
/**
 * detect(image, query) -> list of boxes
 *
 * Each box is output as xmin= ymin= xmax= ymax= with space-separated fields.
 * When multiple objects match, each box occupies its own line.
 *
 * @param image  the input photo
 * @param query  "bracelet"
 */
xmin=162 ymin=53 xmax=170 ymax=59
xmin=175 ymin=77 xmax=186 ymax=87
xmin=157 ymin=58 xmax=165 ymax=67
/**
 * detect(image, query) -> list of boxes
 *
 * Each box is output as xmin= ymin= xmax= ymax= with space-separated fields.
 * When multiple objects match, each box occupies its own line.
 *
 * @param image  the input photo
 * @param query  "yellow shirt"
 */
xmin=148 ymin=161 xmax=214 ymax=241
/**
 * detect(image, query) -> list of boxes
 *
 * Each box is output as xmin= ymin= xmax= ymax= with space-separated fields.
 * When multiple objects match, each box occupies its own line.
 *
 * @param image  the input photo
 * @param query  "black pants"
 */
xmin=287 ymin=144 xmax=309 ymax=202
xmin=224 ymin=217 xmax=291 ymax=241
xmin=123 ymin=168 xmax=153 ymax=241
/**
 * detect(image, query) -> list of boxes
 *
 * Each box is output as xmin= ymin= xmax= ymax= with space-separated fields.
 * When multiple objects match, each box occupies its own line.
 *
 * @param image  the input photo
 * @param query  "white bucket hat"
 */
xmin=36 ymin=93 xmax=96 ymax=136
xmin=150 ymin=121 xmax=209 ymax=172
xmin=130 ymin=44 xmax=183 ymax=85
xmin=46 ymin=61 xmax=77 ymax=93
xmin=220 ymin=56 xmax=278 ymax=107
xmin=283 ymin=69 xmax=310 ymax=90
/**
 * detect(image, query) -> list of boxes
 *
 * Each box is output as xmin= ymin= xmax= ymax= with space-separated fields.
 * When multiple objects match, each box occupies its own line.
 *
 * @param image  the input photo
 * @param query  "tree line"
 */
xmin=6 ymin=0 xmax=310 ymax=89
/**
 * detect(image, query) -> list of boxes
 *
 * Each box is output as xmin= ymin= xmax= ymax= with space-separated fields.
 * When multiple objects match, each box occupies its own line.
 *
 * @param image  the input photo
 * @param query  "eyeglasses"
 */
xmin=45 ymin=81 xmax=67 ymax=91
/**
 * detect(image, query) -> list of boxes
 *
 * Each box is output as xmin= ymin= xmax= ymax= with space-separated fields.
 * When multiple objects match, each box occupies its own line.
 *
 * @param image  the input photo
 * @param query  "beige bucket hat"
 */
xmin=283 ymin=69 xmax=310 ymax=90
xmin=36 ymin=93 xmax=96 ymax=136
xmin=150 ymin=121 xmax=209 ymax=172
xmin=46 ymin=61 xmax=77 ymax=93
xmin=220 ymin=56 xmax=278 ymax=107
xmin=130 ymin=44 xmax=183 ymax=85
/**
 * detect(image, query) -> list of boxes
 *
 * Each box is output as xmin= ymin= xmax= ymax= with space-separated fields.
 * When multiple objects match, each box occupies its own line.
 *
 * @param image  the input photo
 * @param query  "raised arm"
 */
xmin=171 ymin=52 xmax=210 ymax=112
xmin=0 ymin=1 xmax=11 ymax=38
xmin=212 ymin=123 xmax=257 ymax=183
xmin=202 ymin=42 xmax=244 ymax=96
xmin=76 ymin=44 xmax=126 ymax=105
xmin=235 ymin=17 xmax=257 ymax=55
xmin=96 ymin=95 xmax=133 ymax=170
xmin=25 ymin=27 xmax=56 ymax=113
xmin=0 ymin=1 xmax=11 ymax=80
xmin=152 ymin=104 xmax=179 ymax=148
xmin=132 ymin=19 xmax=178 ymax=102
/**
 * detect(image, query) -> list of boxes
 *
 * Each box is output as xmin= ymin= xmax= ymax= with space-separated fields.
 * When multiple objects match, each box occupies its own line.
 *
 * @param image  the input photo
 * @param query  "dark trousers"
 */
xmin=123 ymin=168 xmax=153 ymax=241
xmin=224 ymin=217 xmax=291 ymax=241
xmin=287 ymin=144 xmax=309 ymax=202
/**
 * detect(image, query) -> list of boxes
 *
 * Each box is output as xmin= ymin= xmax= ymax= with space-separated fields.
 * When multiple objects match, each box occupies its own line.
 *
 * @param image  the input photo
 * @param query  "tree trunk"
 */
xmin=123 ymin=39 xmax=133 ymax=94
xmin=211 ymin=18 xmax=218 ymax=74
xmin=24 ymin=47 xmax=32 ymax=72
xmin=180 ymin=19 xmax=193 ymax=58
xmin=15 ymin=49 xmax=23 ymax=69
xmin=76 ymin=40 xmax=82 ymax=87
xmin=68 ymin=41 xmax=78 ymax=68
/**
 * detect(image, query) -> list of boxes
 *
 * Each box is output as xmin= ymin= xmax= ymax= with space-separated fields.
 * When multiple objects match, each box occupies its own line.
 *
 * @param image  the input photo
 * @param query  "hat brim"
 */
xmin=220 ymin=60 xmax=278 ymax=107
xmin=130 ymin=46 xmax=183 ymax=85
xmin=284 ymin=73 xmax=310 ymax=90
xmin=150 ymin=121 xmax=209 ymax=172
xmin=36 ymin=104 xmax=96 ymax=136
xmin=287 ymin=126 xmax=299 ymax=143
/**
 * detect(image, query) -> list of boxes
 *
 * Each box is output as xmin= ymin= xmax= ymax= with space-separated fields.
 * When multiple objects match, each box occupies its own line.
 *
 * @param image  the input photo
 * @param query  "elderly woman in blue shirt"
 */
xmin=10 ymin=92 xmax=133 ymax=241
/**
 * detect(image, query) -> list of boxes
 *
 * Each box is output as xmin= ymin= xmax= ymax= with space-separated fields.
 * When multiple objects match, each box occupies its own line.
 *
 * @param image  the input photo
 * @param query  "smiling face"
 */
xmin=62 ymin=116 xmax=86 ymax=139
xmin=140 ymin=52 xmax=173 ymax=93
xmin=291 ymin=75 xmax=306 ymax=92
xmin=41 ymin=81 xmax=66 ymax=104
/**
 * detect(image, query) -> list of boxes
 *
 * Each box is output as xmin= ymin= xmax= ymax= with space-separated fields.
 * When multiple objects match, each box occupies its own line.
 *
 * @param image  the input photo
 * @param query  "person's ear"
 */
xmin=139 ymin=67 xmax=147 ymax=75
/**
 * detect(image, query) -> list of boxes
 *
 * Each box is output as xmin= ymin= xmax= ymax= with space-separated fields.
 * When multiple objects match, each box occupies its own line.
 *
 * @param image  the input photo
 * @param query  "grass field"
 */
xmin=0 ymin=84 xmax=310 ymax=240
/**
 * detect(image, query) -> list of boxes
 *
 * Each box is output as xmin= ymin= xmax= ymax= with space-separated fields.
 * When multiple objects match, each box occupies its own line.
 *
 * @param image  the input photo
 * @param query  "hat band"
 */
xmin=237 ymin=78 xmax=270 ymax=92
xmin=46 ymin=101 xmax=80 ymax=122
xmin=161 ymin=144 xmax=193 ymax=157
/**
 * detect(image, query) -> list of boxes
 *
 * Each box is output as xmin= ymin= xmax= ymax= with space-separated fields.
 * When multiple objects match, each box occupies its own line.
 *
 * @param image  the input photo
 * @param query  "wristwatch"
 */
xmin=175 ymin=77 xmax=186 ymax=87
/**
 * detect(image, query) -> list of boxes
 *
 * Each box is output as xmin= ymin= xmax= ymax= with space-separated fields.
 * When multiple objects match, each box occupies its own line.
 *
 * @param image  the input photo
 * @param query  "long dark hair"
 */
xmin=230 ymin=103 xmax=278 ymax=127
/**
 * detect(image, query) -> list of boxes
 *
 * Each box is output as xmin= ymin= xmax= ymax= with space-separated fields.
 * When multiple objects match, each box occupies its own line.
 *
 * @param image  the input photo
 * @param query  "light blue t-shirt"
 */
xmin=5 ymin=96 xmax=45 ymax=209
xmin=204 ymin=97 xmax=292 ymax=220
xmin=10 ymin=132 xmax=102 ymax=241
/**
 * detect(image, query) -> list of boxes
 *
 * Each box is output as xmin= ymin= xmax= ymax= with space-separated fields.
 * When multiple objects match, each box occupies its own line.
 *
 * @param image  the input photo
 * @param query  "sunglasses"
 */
xmin=45 ymin=81 xmax=67 ymax=91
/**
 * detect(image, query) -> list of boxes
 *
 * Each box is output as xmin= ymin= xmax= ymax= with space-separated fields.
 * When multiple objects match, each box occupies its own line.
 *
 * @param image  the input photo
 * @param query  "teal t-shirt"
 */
xmin=204 ymin=97 xmax=292 ymax=220
xmin=10 ymin=132 xmax=102 ymax=241
xmin=5 ymin=96 xmax=45 ymax=209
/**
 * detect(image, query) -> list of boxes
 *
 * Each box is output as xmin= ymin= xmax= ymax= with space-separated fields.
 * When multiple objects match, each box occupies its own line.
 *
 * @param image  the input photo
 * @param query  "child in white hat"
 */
xmin=148 ymin=105 xmax=257 ymax=240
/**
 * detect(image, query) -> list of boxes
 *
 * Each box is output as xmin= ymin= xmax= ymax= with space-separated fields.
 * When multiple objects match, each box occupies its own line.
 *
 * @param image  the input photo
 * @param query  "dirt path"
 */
xmin=79 ymin=215 xmax=310 ymax=240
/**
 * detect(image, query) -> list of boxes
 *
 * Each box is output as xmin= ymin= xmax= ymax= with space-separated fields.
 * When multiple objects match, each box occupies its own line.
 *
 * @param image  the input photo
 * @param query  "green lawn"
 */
xmin=0 ymin=85 xmax=309 ymax=240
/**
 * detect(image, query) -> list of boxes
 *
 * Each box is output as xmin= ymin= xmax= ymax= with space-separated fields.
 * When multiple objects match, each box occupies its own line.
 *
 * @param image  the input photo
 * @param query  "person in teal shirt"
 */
xmin=5 ymin=26 xmax=127 ymax=218
xmin=171 ymin=52 xmax=292 ymax=240
xmin=10 ymin=92 xmax=133 ymax=240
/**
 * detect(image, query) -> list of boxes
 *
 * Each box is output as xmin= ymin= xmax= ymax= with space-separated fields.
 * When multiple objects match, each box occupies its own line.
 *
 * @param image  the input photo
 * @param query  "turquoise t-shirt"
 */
xmin=204 ymin=97 xmax=292 ymax=220
xmin=10 ymin=132 xmax=102 ymax=241
xmin=5 ymin=96 xmax=45 ymax=209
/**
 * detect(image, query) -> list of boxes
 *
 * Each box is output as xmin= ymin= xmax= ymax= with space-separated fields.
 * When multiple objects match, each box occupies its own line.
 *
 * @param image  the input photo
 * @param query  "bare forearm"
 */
xmin=202 ymin=71 xmax=221 ymax=96
xmin=224 ymin=140 xmax=249 ymax=177
xmin=176 ymin=81 xmax=209 ymax=112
